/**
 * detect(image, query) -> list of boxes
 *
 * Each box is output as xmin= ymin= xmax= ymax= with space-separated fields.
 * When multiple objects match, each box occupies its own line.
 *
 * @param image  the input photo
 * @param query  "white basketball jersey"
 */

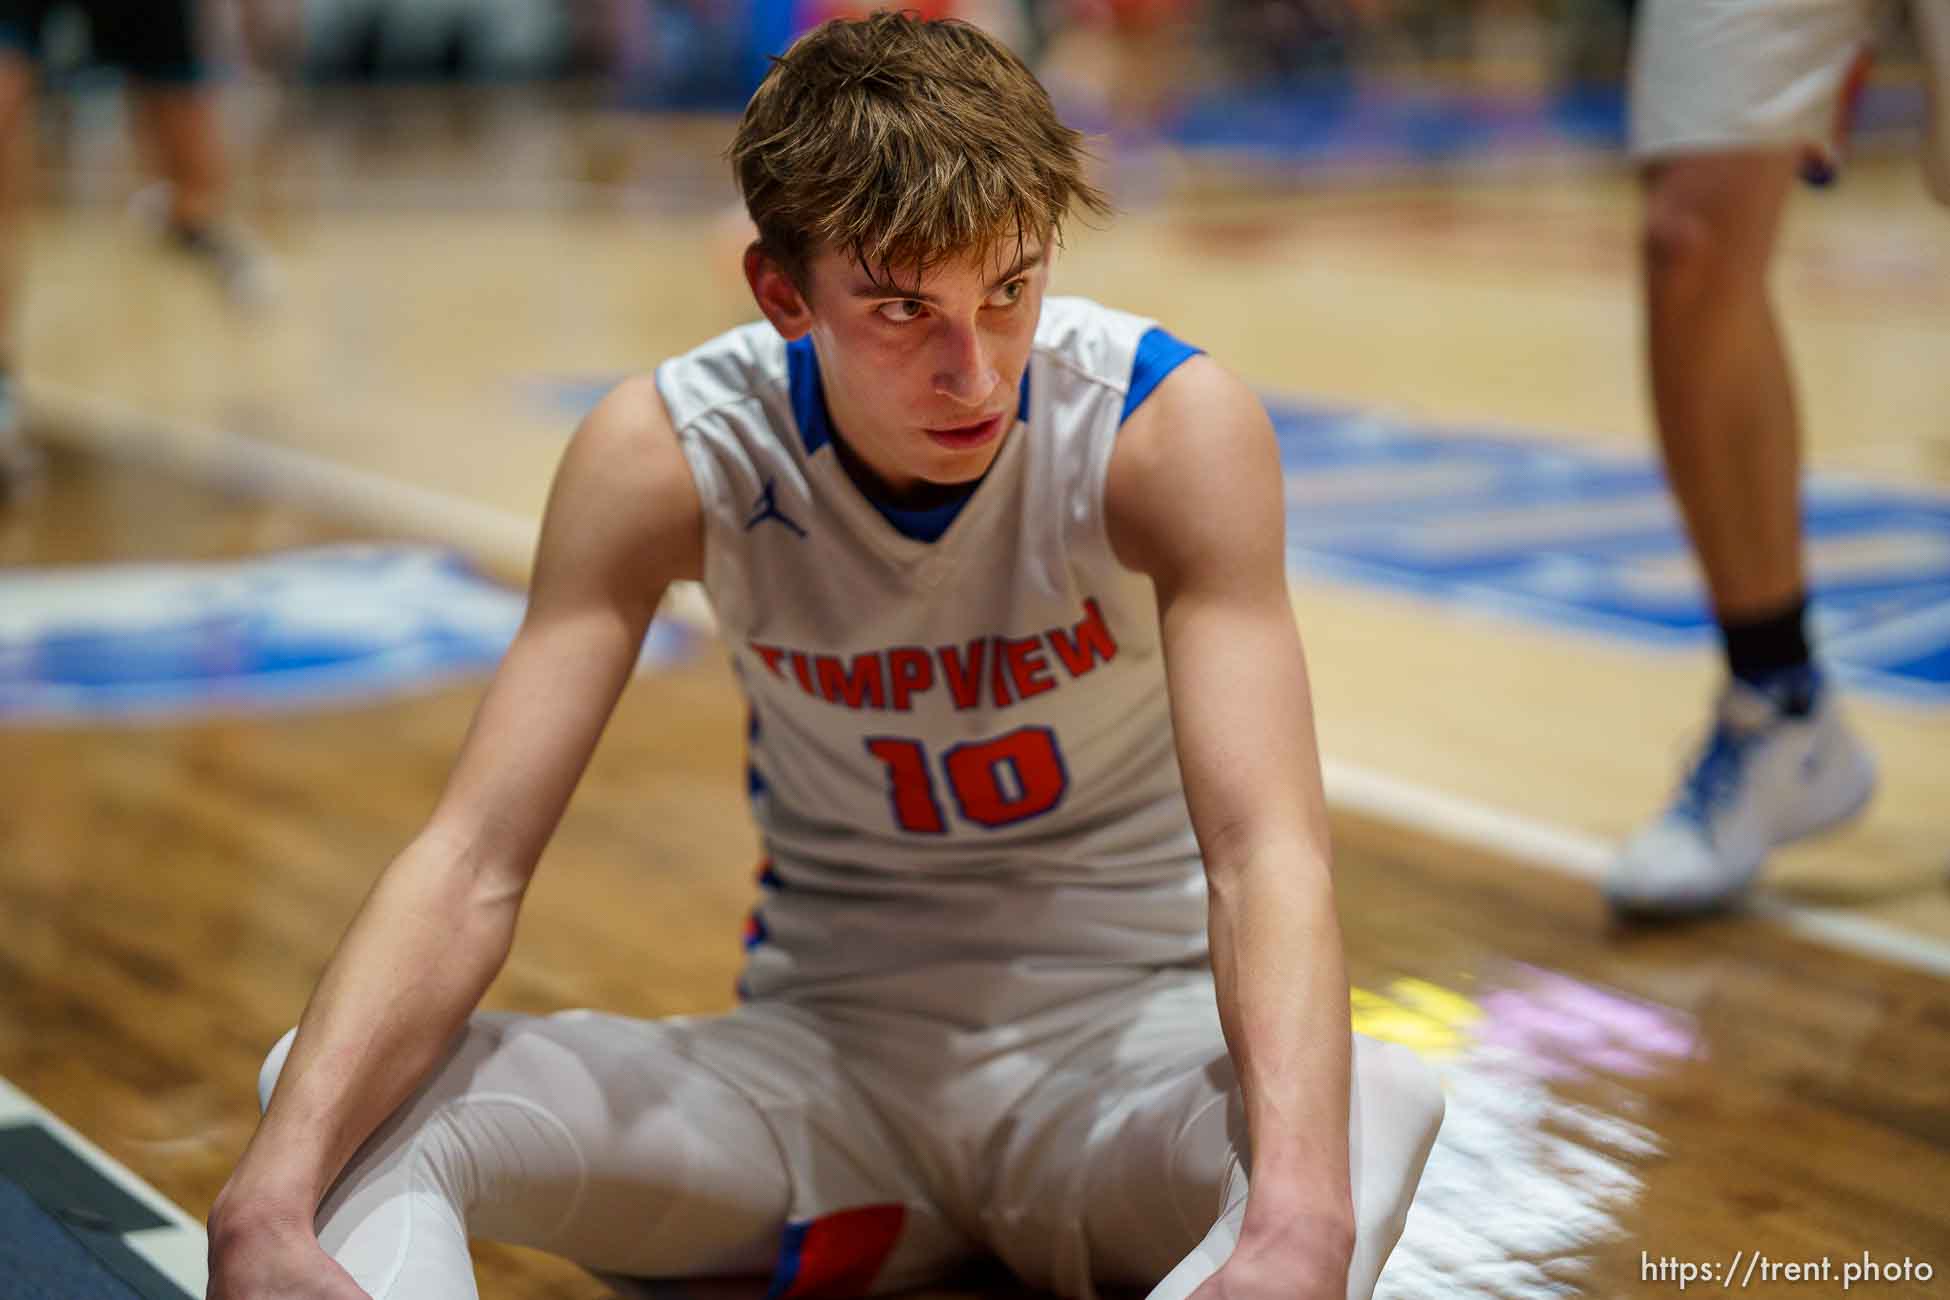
xmin=659 ymin=297 xmax=1209 ymax=1005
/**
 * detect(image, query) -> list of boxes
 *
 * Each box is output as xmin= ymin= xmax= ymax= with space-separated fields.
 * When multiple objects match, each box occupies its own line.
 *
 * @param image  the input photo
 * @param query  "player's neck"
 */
xmin=829 ymin=427 xmax=991 ymax=510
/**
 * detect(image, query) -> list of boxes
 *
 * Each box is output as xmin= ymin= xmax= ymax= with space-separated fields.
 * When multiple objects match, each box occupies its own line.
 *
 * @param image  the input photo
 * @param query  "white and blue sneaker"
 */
xmin=129 ymin=183 xmax=282 ymax=312
xmin=1605 ymin=671 xmax=1877 ymax=917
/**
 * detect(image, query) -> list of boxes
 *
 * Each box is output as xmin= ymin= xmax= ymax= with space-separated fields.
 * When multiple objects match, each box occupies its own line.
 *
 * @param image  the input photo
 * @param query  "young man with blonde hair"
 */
xmin=207 ymin=14 xmax=1442 ymax=1299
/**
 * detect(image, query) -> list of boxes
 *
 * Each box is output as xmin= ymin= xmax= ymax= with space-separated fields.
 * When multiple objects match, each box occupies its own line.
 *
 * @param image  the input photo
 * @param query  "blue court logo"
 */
xmin=1271 ymin=401 xmax=1950 ymax=707
xmin=0 ymin=545 xmax=695 ymax=724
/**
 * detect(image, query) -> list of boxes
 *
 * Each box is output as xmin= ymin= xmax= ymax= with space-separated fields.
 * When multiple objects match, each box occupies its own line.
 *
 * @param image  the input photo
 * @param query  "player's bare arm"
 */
xmin=1105 ymin=355 xmax=1355 ymax=1296
xmin=207 ymin=377 xmax=703 ymax=1292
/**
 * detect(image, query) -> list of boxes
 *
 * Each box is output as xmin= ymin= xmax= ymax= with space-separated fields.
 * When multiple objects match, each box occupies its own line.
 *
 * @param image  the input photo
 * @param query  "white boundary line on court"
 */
xmin=29 ymin=380 xmax=1950 ymax=982
xmin=1324 ymin=761 xmax=1950 ymax=979
xmin=0 ymin=1075 xmax=209 ymax=1293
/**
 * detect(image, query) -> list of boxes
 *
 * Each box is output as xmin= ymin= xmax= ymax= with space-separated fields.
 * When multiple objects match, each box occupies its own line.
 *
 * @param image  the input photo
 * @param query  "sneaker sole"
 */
xmin=1608 ymin=748 xmax=1877 ymax=921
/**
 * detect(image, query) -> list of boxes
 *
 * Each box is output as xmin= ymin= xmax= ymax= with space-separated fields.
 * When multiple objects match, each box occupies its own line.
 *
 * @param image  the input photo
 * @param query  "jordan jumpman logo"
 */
xmin=745 ymin=478 xmax=807 ymax=538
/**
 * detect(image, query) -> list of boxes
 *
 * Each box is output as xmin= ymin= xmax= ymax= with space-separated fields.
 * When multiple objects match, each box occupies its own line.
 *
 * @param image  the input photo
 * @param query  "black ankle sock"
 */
xmin=1720 ymin=596 xmax=1816 ymax=711
xmin=169 ymin=221 xmax=222 ymax=255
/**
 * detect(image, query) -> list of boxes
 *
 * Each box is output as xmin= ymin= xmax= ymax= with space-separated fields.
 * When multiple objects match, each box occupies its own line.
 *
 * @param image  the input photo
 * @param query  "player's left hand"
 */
xmin=1186 ymin=1219 xmax=1350 ymax=1300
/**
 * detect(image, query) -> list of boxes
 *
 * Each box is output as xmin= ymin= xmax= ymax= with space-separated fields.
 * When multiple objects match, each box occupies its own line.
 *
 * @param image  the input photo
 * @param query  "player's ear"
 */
xmin=745 ymin=244 xmax=813 ymax=340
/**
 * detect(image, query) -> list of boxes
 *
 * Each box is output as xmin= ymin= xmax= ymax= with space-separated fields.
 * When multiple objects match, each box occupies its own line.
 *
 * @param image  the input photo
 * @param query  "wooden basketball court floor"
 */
xmin=3 ymin=94 xmax=1948 ymax=1296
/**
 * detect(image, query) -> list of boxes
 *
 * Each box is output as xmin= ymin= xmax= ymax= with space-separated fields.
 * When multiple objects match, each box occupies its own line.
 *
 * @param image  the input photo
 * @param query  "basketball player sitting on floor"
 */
xmin=206 ymin=15 xmax=1444 ymax=1300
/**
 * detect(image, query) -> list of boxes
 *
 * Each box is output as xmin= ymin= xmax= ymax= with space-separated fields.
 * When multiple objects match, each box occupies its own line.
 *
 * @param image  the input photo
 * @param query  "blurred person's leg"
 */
xmin=1919 ymin=0 xmax=1950 ymax=203
xmin=0 ymin=9 xmax=39 ymax=495
xmin=1641 ymin=152 xmax=1804 ymax=629
xmin=97 ymin=0 xmax=278 ymax=307
xmin=1606 ymin=0 xmax=1878 ymax=917
xmin=137 ymin=85 xmax=225 ymax=231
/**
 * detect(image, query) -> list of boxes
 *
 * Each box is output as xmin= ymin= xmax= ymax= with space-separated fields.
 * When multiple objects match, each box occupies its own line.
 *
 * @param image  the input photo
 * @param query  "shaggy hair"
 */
xmin=729 ymin=11 xmax=1109 ymax=288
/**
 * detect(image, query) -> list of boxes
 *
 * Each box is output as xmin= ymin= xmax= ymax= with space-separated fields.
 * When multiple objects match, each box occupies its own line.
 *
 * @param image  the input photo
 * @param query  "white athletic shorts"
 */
xmin=1631 ymin=0 xmax=1950 ymax=197
xmin=1628 ymin=0 xmax=1883 ymax=160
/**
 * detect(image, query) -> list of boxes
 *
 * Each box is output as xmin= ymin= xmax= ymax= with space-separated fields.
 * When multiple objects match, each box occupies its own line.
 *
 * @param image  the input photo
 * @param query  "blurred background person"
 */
xmin=0 ymin=0 xmax=275 ymax=498
xmin=1604 ymin=0 xmax=1947 ymax=918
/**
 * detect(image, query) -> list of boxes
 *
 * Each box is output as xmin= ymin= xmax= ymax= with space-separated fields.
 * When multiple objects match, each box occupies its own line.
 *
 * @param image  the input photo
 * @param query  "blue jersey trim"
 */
xmin=1120 ymin=327 xmax=1202 ymax=425
xmin=873 ymin=494 xmax=971 ymax=543
xmin=786 ymin=336 xmax=830 ymax=456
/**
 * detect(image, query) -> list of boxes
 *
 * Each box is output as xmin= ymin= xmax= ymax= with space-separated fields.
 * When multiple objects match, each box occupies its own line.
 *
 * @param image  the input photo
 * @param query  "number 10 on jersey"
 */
xmin=865 ymin=726 xmax=1070 ymax=832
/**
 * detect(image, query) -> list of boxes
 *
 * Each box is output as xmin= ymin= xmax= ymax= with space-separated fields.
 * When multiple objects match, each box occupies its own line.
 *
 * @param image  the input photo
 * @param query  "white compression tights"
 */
xmin=257 ymin=1007 xmax=1442 ymax=1300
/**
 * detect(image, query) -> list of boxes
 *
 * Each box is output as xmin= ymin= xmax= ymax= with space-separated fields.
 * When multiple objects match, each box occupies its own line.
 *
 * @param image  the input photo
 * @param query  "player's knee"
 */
xmin=1375 ymin=1041 xmax=1444 ymax=1155
xmin=1640 ymin=192 xmax=1720 ymax=289
xmin=1359 ymin=1039 xmax=1444 ymax=1204
xmin=256 ymin=1026 xmax=298 ymax=1114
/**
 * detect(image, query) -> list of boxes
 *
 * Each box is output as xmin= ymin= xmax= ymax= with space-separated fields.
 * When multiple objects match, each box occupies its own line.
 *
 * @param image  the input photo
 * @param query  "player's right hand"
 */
xmin=205 ymin=1206 xmax=371 ymax=1300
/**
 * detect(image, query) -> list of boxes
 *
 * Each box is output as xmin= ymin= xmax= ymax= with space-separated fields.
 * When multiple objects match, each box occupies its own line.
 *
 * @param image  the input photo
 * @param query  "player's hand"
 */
xmin=1187 ymin=1249 xmax=1346 ymax=1300
xmin=1186 ymin=1217 xmax=1351 ymax=1300
xmin=206 ymin=1195 xmax=370 ymax=1300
